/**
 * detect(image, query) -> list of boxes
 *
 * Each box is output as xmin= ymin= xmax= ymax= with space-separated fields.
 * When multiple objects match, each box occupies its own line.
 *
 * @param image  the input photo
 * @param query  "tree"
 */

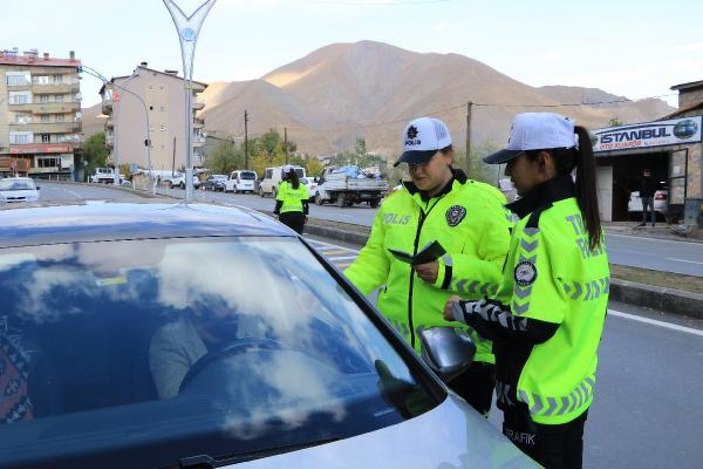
xmin=82 ymin=132 xmax=109 ymax=179
xmin=203 ymin=138 xmax=243 ymax=174
xmin=608 ymin=117 xmax=624 ymax=127
xmin=305 ymin=156 xmax=324 ymax=177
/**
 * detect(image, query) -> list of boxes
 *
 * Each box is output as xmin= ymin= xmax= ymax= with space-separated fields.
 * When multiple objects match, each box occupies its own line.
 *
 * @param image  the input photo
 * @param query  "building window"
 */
xmin=54 ymin=94 xmax=63 ymax=103
xmin=33 ymin=75 xmax=50 ymax=85
xmin=41 ymin=134 xmax=51 ymax=143
xmin=40 ymin=95 xmax=50 ymax=103
xmin=41 ymin=114 xmax=50 ymax=123
xmin=56 ymin=114 xmax=65 ymax=123
xmin=38 ymin=157 xmax=61 ymax=168
xmin=14 ymin=115 xmax=31 ymax=124
xmin=52 ymin=75 xmax=63 ymax=85
xmin=9 ymin=92 xmax=30 ymax=105
xmin=9 ymin=132 xmax=32 ymax=144
xmin=6 ymin=72 xmax=30 ymax=86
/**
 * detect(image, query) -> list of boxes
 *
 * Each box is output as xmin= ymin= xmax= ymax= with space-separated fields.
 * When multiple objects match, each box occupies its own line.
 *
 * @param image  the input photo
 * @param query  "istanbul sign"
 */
xmin=592 ymin=116 xmax=702 ymax=152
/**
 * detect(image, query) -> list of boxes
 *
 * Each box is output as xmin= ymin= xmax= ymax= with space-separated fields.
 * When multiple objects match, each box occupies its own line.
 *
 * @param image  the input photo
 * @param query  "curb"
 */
xmin=609 ymin=279 xmax=703 ymax=320
xmin=305 ymin=221 xmax=703 ymax=319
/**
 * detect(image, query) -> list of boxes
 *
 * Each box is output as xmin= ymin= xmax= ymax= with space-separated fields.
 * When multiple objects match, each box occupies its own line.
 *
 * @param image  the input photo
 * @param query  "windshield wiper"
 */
xmin=175 ymin=438 xmax=342 ymax=468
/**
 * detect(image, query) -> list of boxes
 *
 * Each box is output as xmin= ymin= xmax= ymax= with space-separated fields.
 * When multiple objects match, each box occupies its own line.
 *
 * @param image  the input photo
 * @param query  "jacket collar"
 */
xmin=403 ymin=168 xmax=468 ymax=202
xmin=507 ymin=174 xmax=576 ymax=219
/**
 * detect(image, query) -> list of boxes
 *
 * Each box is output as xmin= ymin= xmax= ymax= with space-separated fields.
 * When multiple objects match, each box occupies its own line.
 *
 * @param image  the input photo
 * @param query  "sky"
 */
xmin=3 ymin=0 xmax=701 ymax=109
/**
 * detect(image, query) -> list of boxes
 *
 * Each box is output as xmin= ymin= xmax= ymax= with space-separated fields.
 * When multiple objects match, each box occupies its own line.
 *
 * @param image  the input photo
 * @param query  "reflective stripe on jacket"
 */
xmin=276 ymin=181 xmax=309 ymax=214
xmin=344 ymin=172 xmax=512 ymax=362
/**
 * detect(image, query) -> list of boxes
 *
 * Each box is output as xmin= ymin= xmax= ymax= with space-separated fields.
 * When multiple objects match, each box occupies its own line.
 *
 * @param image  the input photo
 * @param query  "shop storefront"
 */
xmin=592 ymin=116 xmax=702 ymax=222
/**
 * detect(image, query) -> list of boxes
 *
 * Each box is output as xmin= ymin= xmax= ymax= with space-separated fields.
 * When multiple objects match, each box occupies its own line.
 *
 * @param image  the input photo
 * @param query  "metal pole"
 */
xmin=284 ymin=127 xmax=288 ymax=164
xmin=244 ymin=109 xmax=249 ymax=170
xmin=163 ymin=0 xmax=217 ymax=203
xmin=79 ymin=65 xmax=153 ymax=193
xmin=465 ymin=101 xmax=473 ymax=176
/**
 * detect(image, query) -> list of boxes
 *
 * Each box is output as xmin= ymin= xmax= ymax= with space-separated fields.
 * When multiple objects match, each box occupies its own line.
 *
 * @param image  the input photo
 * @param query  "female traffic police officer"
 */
xmin=445 ymin=112 xmax=609 ymax=468
xmin=273 ymin=165 xmax=309 ymax=235
xmin=345 ymin=116 xmax=513 ymax=416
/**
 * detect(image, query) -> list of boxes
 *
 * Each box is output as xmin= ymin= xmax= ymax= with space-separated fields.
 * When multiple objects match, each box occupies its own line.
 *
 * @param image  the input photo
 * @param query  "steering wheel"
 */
xmin=178 ymin=338 xmax=284 ymax=394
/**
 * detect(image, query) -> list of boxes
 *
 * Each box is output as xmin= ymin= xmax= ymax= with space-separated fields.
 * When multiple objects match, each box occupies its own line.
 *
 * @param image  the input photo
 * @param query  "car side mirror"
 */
xmin=419 ymin=326 xmax=475 ymax=381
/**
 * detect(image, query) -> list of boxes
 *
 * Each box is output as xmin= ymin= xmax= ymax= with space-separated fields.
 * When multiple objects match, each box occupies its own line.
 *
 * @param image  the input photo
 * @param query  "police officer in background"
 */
xmin=273 ymin=165 xmax=309 ymax=235
xmin=445 ymin=112 xmax=609 ymax=468
xmin=345 ymin=116 xmax=512 ymax=416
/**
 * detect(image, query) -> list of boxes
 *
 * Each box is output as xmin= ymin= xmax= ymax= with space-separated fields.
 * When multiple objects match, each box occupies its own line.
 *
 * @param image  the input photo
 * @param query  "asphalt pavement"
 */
xmin=181 ymin=187 xmax=703 ymax=276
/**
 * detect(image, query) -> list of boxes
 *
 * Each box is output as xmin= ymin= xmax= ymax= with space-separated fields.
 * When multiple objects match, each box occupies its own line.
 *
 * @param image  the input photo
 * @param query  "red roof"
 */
xmin=0 ymin=53 xmax=80 ymax=68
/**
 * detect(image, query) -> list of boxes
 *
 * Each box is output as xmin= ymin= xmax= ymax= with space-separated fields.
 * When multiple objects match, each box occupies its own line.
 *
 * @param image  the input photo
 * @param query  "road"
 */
xmin=30 ymin=182 xmax=703 ymax=276
xmin=174 ymin=186 xmax=703 ymax=277
xmin=307 ymin=237 xmax=703 ymax=469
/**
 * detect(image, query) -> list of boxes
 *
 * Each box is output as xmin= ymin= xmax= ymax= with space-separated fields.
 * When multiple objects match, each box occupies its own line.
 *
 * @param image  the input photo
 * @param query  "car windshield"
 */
xmin=240 ymin=172 xmax=256 ymax=180
xmin=213 ymin=175 xmax=227 ymax=180
xmin=0 ymin=179 xmax=35 ymax=191
xmin=0 ymin=236 xmax=437 ymax=467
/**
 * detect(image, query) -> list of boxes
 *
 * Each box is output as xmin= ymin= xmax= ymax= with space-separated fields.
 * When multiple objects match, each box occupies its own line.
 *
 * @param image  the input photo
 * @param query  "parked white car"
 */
xmin=628 ymin=188 xmax=668 ymax=219
xmin=0 ymin=177 xmax=40 ymax=203
xmin=299 ymin=177 xmax=317 ymax=201
xmin=225 ymin=170 xmax=258 ymax=193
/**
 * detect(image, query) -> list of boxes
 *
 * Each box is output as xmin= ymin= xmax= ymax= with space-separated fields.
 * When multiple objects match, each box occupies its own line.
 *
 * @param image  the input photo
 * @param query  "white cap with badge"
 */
xmin=394 ymin=117 xmax=453 ymax=167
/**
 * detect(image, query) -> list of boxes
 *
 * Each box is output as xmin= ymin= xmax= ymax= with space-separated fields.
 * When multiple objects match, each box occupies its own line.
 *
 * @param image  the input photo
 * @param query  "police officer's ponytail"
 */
xmin=572 ymin=126 xmax=602 ymax=250
xmin=288 ymin=169 xmax=300 ymax=190
xmin=547 ymin=127 xmax=602 ymax=250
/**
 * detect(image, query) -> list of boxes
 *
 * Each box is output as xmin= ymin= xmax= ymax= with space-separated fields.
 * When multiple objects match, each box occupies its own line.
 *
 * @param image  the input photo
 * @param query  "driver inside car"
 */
xmin=149 ymin=296 xmax=245 ymax=399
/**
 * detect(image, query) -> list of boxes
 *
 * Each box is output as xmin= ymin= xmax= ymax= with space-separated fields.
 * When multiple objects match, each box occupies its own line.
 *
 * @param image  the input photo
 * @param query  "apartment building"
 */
xmin=100 ymin=63 xmax=207 ymax=173
xmin=0 ymin=48 xmax=82 ymax=179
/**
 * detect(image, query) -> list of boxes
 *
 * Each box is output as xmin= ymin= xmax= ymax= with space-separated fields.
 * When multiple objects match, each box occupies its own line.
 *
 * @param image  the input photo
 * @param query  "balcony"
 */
xmin=193 ymin=117 xmax=204 ymax=129
xmin=10 ymin=121 xmax=81 ymax=134
xmin=9 ymin=143 xmax=74 ymax=155
xmin=9 ymin=101 xmax=81 ymax=114
xmin=105 ymin=135 xmax=114 ymax=148
xmin=192 ymin=99 xmax=205 ymax=111
xmin=31 ymin=83 xmax=80 ymax=94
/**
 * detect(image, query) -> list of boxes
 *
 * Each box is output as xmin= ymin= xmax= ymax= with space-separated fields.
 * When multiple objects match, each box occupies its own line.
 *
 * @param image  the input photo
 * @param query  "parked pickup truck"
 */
xmin=314 ymin=166 xmax=389 ymax=208
xmin=89 ymin=167 xmax=116 ymax=184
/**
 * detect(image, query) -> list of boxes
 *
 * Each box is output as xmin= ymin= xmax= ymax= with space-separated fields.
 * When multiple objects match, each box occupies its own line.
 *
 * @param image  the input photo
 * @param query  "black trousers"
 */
xmin=502 ymin=405 xmax=588 ymax=469
xmin=447 ymin=362 xmax=495 ymax=416
xmin=278 ymin=212 xmax=305 ymax=235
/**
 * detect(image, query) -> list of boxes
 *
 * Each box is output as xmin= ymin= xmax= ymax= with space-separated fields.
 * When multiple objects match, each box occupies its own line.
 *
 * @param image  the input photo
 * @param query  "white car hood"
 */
xmin=233 ymin=396 xmax=535 ymax=468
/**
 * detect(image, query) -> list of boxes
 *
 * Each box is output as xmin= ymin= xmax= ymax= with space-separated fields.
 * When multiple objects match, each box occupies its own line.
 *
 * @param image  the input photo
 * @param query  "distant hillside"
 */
xmin=80 ymin=103 xmax=105 ymax=138
xmin=88 ymin=40 xmax=675 ymax=159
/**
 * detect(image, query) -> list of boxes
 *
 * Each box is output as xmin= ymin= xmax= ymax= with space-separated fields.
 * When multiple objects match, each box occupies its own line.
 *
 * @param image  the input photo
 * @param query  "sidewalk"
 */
xmin=604 ymin=221 xmax=703 ymax=243
xmin=304 ymin=217 xmax=703 ymax=320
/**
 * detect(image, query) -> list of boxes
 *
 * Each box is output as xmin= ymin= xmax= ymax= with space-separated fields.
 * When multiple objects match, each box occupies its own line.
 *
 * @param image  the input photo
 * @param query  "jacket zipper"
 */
xmin=407 ymin=198 xmax=441 ymax=348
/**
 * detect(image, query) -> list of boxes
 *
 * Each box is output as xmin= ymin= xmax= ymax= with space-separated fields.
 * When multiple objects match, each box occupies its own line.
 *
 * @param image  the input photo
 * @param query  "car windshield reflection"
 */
xmin=0 ymin=237 xmax=436 ymax=466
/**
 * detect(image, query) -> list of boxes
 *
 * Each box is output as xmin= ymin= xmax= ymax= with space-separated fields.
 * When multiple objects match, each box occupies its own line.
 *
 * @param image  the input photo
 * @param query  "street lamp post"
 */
xmin=163 ymin=0 xmax=217 ymax=203
xmin=80 ymin=64 xmax=154 ymax=194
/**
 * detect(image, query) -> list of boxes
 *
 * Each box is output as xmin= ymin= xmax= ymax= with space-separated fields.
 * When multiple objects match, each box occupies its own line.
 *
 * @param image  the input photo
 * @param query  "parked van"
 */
xmin=225 ymin=170 xmax=258 ymax=193
xmin=258 ymin=165 xmax=306 ymax=198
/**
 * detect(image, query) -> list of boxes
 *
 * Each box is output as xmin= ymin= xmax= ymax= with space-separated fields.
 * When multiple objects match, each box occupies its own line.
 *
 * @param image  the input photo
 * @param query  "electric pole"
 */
xmin=284 ymin=127 xmax=288 ymax=164
xmin=244 ymin=109 xmax=249 ymax=170
xmin=465 ymin=101 xmax=473 ymax=177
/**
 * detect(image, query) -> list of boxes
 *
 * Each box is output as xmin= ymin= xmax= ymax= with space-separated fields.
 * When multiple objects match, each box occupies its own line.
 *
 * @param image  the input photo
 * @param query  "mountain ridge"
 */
xmin=82 ymin=40 xmax=674 ymax=158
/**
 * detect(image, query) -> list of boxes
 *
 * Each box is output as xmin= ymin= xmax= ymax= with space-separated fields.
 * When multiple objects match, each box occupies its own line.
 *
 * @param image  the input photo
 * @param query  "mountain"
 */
xmin=80 ymin=103 xmax=106 ymax=138
xmin=86 ymin=41 xmax=675 ymax=158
